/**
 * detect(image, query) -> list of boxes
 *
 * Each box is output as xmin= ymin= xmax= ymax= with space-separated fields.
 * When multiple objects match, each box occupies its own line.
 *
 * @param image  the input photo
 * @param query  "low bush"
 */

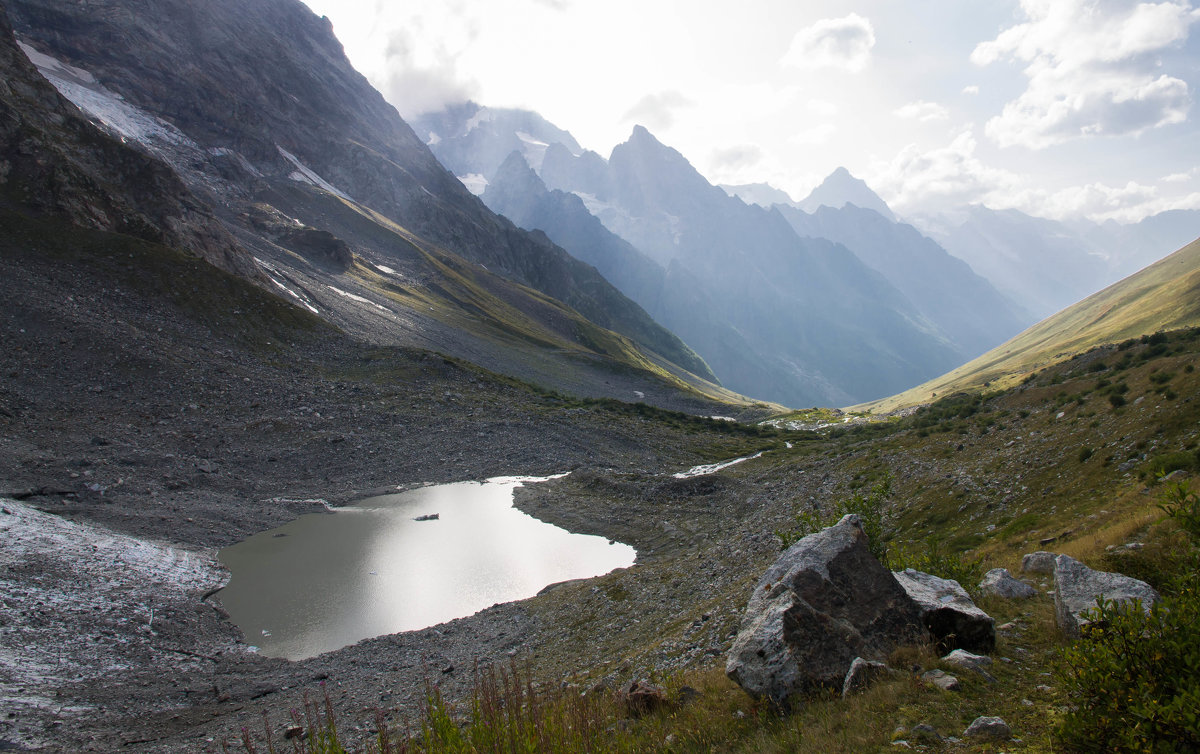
xmin=1056 ymin=591 xmax=1200 ymax=752
xmin=1057 ymin=481 xmax=1200 ymax=751
xmin=776 ymin=477 xmax=892 ymax=567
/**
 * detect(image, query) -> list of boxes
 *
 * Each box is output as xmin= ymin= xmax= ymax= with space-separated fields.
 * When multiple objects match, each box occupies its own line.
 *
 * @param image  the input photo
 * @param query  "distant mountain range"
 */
xmin=417 ymin=105 xmax=1037 ymax=405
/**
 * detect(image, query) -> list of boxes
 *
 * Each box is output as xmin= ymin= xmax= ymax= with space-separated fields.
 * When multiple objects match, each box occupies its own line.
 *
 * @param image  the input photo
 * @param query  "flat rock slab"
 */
xmin=1053 ymin=555 xmax=1159 ymax=638
xmin=979 ymin=567 xmax=1037 ymax=599
xmin=922 ymin=669 xmax=960 ymax=691
xmin=727 ymin=514 xmax=926 ymax=707
xmin=964 ymin=716 xmax=1011 ymax=740
xmin=841 ymin=656 xmax=891 ymax=698
xmin=893 ymin=569 xmax=995 ymax=652
xmin=1021 ymin=551 xmax=1057 ymax=574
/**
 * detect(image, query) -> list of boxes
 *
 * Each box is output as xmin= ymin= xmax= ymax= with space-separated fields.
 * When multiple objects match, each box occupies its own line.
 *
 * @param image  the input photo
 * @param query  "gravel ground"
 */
xmin=0 ymin=224 xmax=790 ymax=752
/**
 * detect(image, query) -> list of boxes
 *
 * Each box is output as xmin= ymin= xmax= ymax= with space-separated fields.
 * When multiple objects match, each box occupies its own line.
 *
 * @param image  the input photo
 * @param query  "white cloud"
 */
xmin=894 ymin=100 xmax=950 ymax=122
xmin=781 ymin=13 xmax=875 ymax=72
xmin=873 ymin=131 xmax=1200 ymax=222
xmin=622 ymin=91 xmax=693 ymax=131
xmin=374 ymin=4 xmax=481 ymax=118
xmin=710 ymin=144 xmax=764 ymax=171
xmin=1162 ymin=169 xmax=1196 ymax=182
xmin=872 ymin=130 xmax=1021 ymax=215
xmin=806 ymin=98 xmax=838 ymax=117
xmin=973 ymin=0 xmax=1199 ymax=149
xmin=790 ymin=123 xmax=837 ymax=145
xmin=962 ymin=85 xmax=980 ymax=96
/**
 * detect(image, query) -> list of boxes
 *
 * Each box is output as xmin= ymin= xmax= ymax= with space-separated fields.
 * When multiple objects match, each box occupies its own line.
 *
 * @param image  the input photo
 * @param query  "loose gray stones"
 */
xmin=841 ymin=657 xmax=891 ymax=698
xmin=963 ymin=715 xmax=1011 ymax=740
xmin=726 ymin=515 xmax=926 ymax=707
xmin=978 ymin=567 xmax=1037 ymax=599
xmin=1053 ymin=554 xmax=1159 ymax=637
xmin=941 ymin=649 xmax=992 ymax=672
xmin=921 ymin=669 xmax=960 ymax=691
xmin=893 ymin=569 xmax=995 ymax=652
xmin=1021 ymin=551 xmax=1057 ymax=574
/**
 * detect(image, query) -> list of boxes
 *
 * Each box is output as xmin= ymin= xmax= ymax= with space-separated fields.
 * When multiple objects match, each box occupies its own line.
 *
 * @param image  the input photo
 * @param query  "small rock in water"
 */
xmin=414 ymin=513 xmax=440 ymax=521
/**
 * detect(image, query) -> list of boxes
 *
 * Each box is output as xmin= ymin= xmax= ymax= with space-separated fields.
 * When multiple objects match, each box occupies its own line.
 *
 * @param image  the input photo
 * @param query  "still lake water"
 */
xmin=217 ymin=475 xmax=636 ymax=660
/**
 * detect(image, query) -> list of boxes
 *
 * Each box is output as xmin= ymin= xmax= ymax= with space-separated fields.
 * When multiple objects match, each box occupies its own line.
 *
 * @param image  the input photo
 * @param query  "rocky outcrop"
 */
xmin=964 ymin=716 xmax=1011 ymax=741
xmin=726 ymin=515 xmax=925 ymax=707
xmin=1021 ymin=551 xmax=1057 ymax=574
xmin=893 ymin=569 xmax=995 ymax=652
xmin=1053 ymin=555 xmax=1160 ymax=638
xmin=979 ymin=567 xmax=1037 ymax=599
xmin=0 ymin=0 xmax=260 ymax=280
xmin=841 ymin=657 xmax=891 ymax=699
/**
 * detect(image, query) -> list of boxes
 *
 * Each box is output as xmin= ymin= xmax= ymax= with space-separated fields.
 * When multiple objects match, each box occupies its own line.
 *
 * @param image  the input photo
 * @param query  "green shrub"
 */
xmin=1078 ymin=446 xmax=1094 ymax=463
xmin=892 ymin=539 xmax=985 ymax=599
xmin=1109 ymin=393 xmax=1127 ymax=408
xmin=1148 ymin=452 xmax=1198 ymax=479
xmin=777 ymin=478 xmax=892 ymax=567
xmin=1056 ymin=591 xmax=1200 ymax=752
xmin=1159 ymin=480 xmax=1200 ymax=542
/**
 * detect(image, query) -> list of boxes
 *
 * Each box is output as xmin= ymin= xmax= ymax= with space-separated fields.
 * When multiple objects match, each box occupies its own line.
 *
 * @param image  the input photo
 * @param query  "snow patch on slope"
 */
xmin=278 ymin=147 xmax=353 ymax=200
xmin=19 ymin=41 xmax=195 ymax=152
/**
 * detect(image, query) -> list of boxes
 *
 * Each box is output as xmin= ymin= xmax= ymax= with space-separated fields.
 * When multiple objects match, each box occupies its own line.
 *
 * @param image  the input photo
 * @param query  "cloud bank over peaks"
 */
xmin=622 ymin=90 xmax=693 ymax=132
xmin=973 ymin=0 xmax=1199 ymax=149
xmin=874 ymin=129 xmax=1200 ymax=222
xmin=781 ymin=13 xmax=875 ymax=72
xmin=377 ymin=7 xmax=481 ymax=119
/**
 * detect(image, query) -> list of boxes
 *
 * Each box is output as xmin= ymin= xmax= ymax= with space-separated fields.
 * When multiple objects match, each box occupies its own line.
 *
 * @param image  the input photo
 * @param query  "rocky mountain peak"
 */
xmin=800 ymin=167 xmax=895 ymax=221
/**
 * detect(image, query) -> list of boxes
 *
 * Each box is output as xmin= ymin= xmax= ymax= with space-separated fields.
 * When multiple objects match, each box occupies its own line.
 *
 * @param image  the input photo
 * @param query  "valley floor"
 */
xmin=4 ymin=216 xmax=1200 ymax=752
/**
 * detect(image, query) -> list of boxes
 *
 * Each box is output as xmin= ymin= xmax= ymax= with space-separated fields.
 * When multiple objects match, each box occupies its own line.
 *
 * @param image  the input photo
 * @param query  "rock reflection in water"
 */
xmin=218 ymin=475 xmax=635 ymax=659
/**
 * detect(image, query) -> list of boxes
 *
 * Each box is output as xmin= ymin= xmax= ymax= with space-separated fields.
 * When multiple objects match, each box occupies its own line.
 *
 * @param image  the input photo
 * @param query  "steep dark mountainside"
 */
xmin=0 ymin=2 xmax=257 ymax=279
xmin=779 ymin=202 xmax=1032 ymax=358
xmin=6 ymin=0 xmax=722 ymax=404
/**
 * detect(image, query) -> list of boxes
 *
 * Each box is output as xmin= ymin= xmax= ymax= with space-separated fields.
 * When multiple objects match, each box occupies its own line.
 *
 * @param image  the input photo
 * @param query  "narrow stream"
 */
xmin=217 ymin=475 xmax=635 ymax=660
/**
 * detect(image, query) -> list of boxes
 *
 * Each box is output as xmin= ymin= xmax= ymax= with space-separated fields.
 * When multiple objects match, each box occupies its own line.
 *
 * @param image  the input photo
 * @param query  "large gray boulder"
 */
xmin=726 ymin=515 xmax=925 ymax=707
xmin=979 ymin=567 xmax=1037 ymax=599
xmin=1021 ymin=551 xmax=1057 ymax=574
xmin=893 ymin=569 xmax=995 ymax=652
xmin=1053 ymin=555 xmax=1160 ymax=638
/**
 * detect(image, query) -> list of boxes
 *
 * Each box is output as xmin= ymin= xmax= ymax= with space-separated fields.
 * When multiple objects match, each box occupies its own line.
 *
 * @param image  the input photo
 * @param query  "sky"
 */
xmin=298 ymin=0 xmax=1200 ymax=224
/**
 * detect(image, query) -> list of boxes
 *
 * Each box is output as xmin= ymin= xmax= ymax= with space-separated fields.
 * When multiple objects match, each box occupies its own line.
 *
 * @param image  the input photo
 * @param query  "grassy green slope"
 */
xmin=857 ymin=237 xmax=1200 ymax=414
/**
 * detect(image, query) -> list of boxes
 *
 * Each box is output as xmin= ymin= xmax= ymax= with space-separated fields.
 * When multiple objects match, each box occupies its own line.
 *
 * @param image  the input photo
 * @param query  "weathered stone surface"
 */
xmin=941 ymin=649 xmax=992 ymax=671
xmin=726 ymin=515 xmax=925 ymax=707
xmin=979 ymin=568 xmax=1037 ymax=599
xmin=619 ymin=680 xmax=667 ymax=716
xmin=893 ymin=569 xmax=995 ymax=652
xmin=841 ymin=656 xmax=890 ymax=699
xmin=1053 ymin=555 xmax=1160 ymax=638
xmin=1021 ymin=551 xmax=1057 ymax=574
xmin=921 ymin=669 xmax=960 ymax=691
xmin=963 ymin=716 xmax=1011 ymax=740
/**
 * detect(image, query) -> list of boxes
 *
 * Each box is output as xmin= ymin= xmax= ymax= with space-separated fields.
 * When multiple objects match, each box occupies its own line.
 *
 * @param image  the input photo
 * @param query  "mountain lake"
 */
xmin=217 ymin=475 xmax=636 ymax=659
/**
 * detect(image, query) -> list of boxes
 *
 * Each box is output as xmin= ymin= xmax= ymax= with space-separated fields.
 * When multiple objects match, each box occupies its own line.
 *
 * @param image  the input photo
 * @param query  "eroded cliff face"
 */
xmin=0 ymin=0 xmax=261 ymax=279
